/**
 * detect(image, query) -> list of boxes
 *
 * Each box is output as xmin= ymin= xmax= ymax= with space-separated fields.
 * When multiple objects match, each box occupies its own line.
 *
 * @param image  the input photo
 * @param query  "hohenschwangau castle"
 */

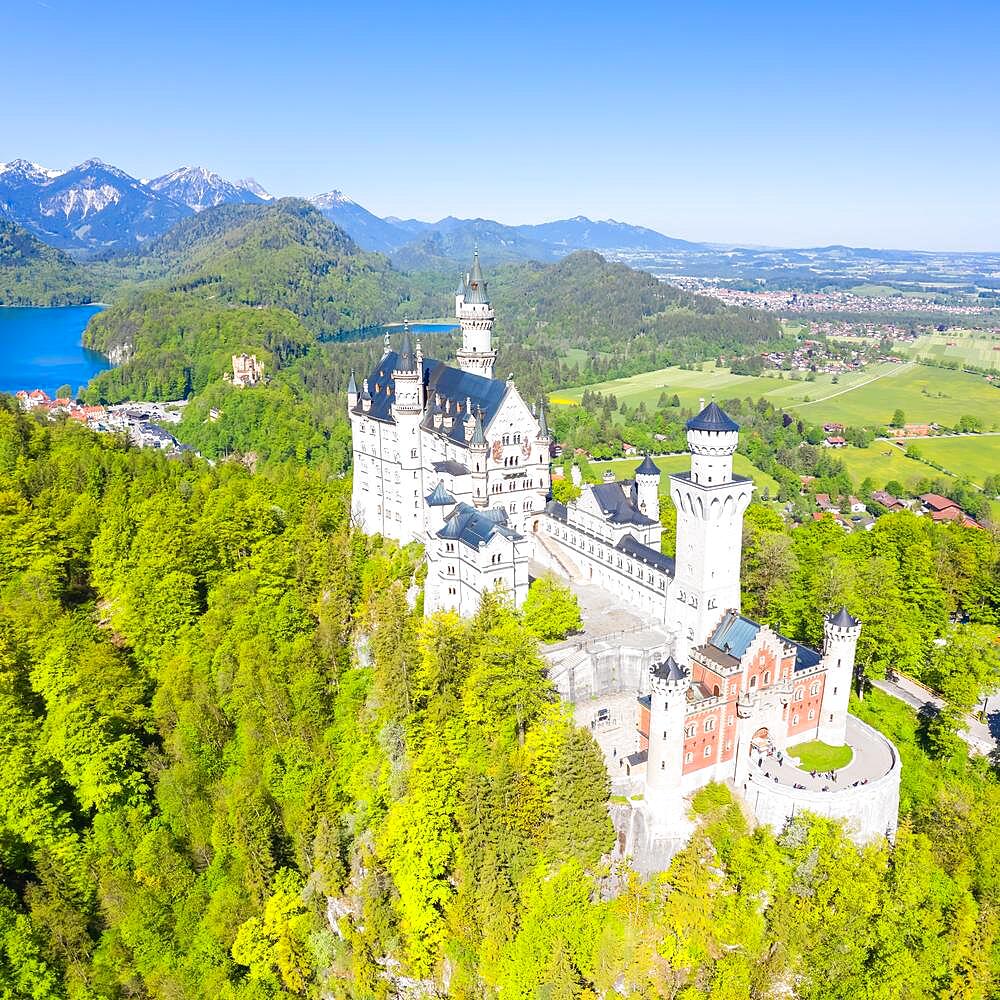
xmin=349 ymin=252 xmax=900 ymax=870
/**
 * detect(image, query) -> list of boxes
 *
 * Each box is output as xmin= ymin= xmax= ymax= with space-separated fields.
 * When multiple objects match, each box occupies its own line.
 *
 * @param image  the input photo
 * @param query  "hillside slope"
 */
xmin=0 ymin=217 xmax=99 ymax=305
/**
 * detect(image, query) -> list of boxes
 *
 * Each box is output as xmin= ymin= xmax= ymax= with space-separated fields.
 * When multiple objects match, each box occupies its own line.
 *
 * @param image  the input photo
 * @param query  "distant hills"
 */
xmin=4 ymin=155 xmax=998 ymax=289
xmin=311 ymin=193 xmax=705 ymax=269
xmin=0 ymin=216 xmax=97 ymax=305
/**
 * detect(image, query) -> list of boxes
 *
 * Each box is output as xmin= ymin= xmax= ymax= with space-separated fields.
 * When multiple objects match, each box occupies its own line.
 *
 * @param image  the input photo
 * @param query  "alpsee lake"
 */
xmin=0 ymin=305 xmax=109 ymax=397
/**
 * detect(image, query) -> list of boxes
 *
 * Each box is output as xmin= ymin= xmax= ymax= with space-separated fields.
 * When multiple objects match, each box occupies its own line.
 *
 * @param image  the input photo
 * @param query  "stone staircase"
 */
xmin=532 ymin=526 xmax=583 ymax=582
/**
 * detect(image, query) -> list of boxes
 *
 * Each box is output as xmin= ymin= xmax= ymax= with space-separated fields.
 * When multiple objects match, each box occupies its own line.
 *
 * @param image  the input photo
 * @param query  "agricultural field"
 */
xmin=583 ymin=454 xmax=781 ymax=496
xmin=553 ymin=360 xmax=1000 ymax=430
xmin=895 ymin=330 xmax=1000 ymax=371
xmin=786 ymin=364 xmax=1000 ymax=427
xmin=909 ymin=435 xmax=1000 ymax=487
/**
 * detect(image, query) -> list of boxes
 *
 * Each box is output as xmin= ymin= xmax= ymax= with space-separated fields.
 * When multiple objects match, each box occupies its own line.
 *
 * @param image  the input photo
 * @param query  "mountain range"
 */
xmin=0 ymin=160 xmax=272 ymax=254
xmin=0 ymin=156 xmax=706 ymax=264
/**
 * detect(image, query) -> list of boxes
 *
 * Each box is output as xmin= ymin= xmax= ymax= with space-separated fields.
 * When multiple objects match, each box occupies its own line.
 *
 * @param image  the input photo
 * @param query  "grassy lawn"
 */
xmin=835 ymin=441 xmax=940 ymax=491
xmin=910 ymin=435 xmax=1000 ymax=486
xmin=788 ymin=741 xmax=854 ymax=772
xmin=553 ymin=361 xmax=1000 ymax=430
xmin=585 ymin=454 xmax=781 ymax=495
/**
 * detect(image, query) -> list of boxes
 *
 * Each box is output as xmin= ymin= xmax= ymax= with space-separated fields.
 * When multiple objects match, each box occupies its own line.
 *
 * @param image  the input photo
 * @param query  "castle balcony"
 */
xmin=739 ymin=715 xmax=901 ymax=844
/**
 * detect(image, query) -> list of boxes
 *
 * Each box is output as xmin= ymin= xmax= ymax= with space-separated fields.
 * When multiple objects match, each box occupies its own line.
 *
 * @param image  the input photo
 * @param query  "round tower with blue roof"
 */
xmin=669 ymin=400 xmax=755 ymax=660
xmin=645 ymin=655 xmax=691 ymax=821
xmin=819 ymin=607 xmax=862 ymax=746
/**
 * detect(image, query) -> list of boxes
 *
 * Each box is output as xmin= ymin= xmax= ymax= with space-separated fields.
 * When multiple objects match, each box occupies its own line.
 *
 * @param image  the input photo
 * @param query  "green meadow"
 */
xmin=553 ymin=360 xmax=1000 ymax=429
xmin=583 ymin=454 xmax=781 ymax=496
xmin=911 ymin=435 xmax=1000 ymax=486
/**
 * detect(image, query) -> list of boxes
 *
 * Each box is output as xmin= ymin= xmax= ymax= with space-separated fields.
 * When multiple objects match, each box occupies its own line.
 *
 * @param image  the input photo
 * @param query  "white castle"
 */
xmin=349 ymin=252 xmax=900 ymax=866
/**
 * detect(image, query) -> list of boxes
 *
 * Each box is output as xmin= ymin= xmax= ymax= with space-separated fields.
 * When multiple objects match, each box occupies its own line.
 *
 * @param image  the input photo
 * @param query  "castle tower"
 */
xmin=818 ymin=608 xmax=861 ymax=746
xmin=391 ymin=323 xmax=426 ymax=541
xmin=635 ymin=453 xmax=661 ymax=521
xmin=456 ymin=249 xmax=497 ymax=380
xmin=470 ymin=408 xmax=489 ymax=508
xmin=645 ymin=656 xmax=690 ymax=825
xmin=347 ymin=368 xmax=358 ymax=409
xmin=454 ymin=273 xmax=466 ymax=317
xmin=669 ymin=402 xmax=754 ymax=660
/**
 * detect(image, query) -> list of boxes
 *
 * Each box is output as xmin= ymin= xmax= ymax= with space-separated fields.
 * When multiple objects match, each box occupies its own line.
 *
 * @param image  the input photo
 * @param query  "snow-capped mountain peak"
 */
xmin=311 ymin=190 xmax=356 ymax=210
xmin=0 ymin=159 xmax=64 ymax=183
xmin=148 ymin=165 xmax=269 ymax=212
xmin=237 ymin=177 xmax=272 ymax=201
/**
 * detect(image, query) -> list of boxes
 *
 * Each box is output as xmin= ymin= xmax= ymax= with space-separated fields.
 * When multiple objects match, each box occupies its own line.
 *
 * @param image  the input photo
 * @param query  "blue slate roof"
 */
xmin=687 ymin=401 xmax=739 ymax=433
xmin=793 ymin=645 xmax=822 ymax=673
xmin=591 ymin=482 xmax=658 ymax=527
xmin=707 ymin=609 xmax=823 ymax=673
xmin=829 ymin=607 xmax=859 ymax=628
xmin=652 ymin=655 xmax=688 ymax=682
xmin=426 ymin=481 xmax=456 ymax=506
xmin=708 ymin=611 xmax=761 ymax=658
xmin=358 ymin=351 xmax=509 ymax=433
xmin=615 ymin=534 xmax=675 ymax=575
xmin=635 ymin=454 xmax=660 ymax=476
xmin=438 ymin=503 xmax=520 ymax=550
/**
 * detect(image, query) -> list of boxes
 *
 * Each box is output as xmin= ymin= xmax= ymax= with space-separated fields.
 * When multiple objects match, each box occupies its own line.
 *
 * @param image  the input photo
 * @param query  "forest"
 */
xmin=1 ymin=398 xmax=999 ymax=999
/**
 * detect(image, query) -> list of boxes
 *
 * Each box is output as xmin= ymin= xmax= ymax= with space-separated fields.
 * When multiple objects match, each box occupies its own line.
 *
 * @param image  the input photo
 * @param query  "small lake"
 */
xmin=0 ymin=305 xmax=109 ymax=397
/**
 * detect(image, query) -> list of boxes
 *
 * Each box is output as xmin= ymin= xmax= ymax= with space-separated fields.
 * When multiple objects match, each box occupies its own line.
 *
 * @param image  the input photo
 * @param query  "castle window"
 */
xmin=792 ymin=714 xmax=799 ymax=726
xmin=685 ymin=724 xmax=695 ymax=738
xmin=704 ymin=718 xmax=715 ymax=732
xmin=810 ymin=682 xmax=820 ymax=696
xmin=795 ymin=688 xmax=804 ymax=701
xmin=712 ymin=685 xmax=720 ymax=696
xmin=660 ymin=761 xmax=665 ymax=770
xmin=685 ymin=752 xmax=693 ymax=764
xmin=749 ymin=676 xmax=757 ymax=689
xmin=703 ymin=745 xmax=712 ymax=758
xmin=808 ymin=709 xmax=815 ymax=720
xmin=763 ymin=671 xmax=770 ymax=685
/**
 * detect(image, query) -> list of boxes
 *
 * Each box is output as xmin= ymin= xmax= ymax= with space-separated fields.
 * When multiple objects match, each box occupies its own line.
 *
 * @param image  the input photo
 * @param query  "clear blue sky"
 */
xmin=5 ymin=0 xmax=999 ymax=250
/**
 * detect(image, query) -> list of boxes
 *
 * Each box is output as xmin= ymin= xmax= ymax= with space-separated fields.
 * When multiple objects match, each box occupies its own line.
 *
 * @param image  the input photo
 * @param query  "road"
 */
xmin=871 ymin=674 xmax=997 ymax=757
xmin=795 ymin=361 xmax=915 ymax=408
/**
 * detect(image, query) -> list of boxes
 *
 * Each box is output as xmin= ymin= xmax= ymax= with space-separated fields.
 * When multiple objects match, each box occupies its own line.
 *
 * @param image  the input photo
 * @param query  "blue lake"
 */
xmin=0 ymin=305 xmax=109 ymax=396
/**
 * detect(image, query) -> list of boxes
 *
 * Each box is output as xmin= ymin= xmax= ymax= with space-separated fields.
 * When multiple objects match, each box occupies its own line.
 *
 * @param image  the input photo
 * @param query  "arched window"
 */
xmin=750 ymin=676 xmax=757 ymax=689
xmin=763 ymin=671 xmax=770 ymax=685
xmin=712 ymin=684 xmax=720 ymax=696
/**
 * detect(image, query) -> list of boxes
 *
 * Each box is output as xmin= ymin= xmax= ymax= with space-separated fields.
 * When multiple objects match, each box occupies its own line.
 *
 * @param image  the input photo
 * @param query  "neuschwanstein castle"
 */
xmin=349 ymin=252 xmax=900 ymax=867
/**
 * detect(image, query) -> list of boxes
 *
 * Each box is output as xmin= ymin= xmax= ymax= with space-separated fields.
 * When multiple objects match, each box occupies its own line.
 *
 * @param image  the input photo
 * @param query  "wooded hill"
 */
xmin=0 ymin=218 xmax=100 ymax=306
xmin=1 ymin=402 xmax=999 ymax=998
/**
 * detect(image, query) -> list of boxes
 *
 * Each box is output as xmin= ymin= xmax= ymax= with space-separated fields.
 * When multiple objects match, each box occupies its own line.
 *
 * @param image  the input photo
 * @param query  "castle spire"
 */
xmin=456 ymin=248 xmax=497 ymax=379
xmin=537 ymin=399 xmax=550 ymax=440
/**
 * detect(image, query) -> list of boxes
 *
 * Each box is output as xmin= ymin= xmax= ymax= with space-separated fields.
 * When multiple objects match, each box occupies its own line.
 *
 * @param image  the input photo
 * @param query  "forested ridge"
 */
xmin=0 ymin=220 xmax=100 ymax=307
xmin=2 ymin=401 xmax=1000 ymax=999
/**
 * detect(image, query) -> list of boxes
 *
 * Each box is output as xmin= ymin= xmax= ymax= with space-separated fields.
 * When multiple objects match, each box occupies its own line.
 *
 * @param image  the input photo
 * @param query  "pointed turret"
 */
xmin=347 ymin=368 xmax=358 ymax=409
xmin=635 ymin=452 xmax=661 ymax=520
xmin=456 ymin=249 xmax=497 ymax=379
xmin=470 ymin=408 xmax=487 ymax=449
xmin=537 ymin=399 xmax=550 ymax=440
xmin=398 ymin=320 xmax=416 ymax=372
